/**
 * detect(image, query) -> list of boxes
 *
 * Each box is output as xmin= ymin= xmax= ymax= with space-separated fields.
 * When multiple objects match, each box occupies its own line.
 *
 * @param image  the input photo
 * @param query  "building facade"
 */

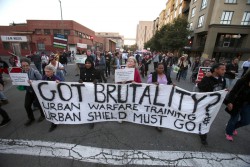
xmin=187 ymin=0 xmax=250 ymax=61
xmin=136 ymin=21 xmax=154 ymax=50
xmin=95 ymin=32 xmax=124 ymax=50
xmin=0 ymin=20 xmax=105 ymax=56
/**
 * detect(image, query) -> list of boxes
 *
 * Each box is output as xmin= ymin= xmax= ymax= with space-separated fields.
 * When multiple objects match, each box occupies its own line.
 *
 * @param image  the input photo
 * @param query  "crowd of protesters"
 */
xmin=0 ymin=49 xmax=249 ymax=146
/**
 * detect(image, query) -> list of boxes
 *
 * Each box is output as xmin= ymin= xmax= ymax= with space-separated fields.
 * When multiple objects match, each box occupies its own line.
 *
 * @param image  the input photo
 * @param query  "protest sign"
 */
xmin=9 ymin=67 xmax=29 ymax=86
xmin=115 ymin=68 xmax=134 ymax=83
xmin=196 ymin=67 xmax=211 ymax=83
xmin=74 ymin=54 xmax=87 ymax=64
xmin=32 ymin=81 xmax=227 ymax=134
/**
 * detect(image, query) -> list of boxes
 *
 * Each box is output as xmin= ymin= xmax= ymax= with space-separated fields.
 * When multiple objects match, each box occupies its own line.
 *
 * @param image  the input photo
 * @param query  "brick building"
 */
xmin=0 ymin=20 xmax=116 ymax=56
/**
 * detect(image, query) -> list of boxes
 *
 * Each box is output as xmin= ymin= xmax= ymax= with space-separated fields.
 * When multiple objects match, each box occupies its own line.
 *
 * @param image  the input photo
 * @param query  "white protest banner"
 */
xmin=115 ymin=68 xmax=134 ymax=83
xmin=32 ymin=81 xmax=227 ymax=134
xmin=9 ymin=67 xmax=29 ymax=86
xmin=74 ymin=54 xmax=87 ymax=64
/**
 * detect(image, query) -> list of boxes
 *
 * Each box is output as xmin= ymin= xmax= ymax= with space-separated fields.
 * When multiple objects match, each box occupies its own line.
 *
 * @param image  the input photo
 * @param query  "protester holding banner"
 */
xmin=20 ymin=58 xmax=45 ymax=126
xmin=125 ymin=56 xmax=141 ymax=83
xmin=197 ymin=63 xmax=226 ymax=145
xmin=147 ymin=62 xmax=172 ymax=132
xmin=42 ymin=64 xmax=62 ymax=132
xmin=79 ymin=57 xmax=102 ymax=129
xmin=224 ymin=69 xmax=250 ymax=141
xmin=49 ymin=55 xmax=65 ymax=81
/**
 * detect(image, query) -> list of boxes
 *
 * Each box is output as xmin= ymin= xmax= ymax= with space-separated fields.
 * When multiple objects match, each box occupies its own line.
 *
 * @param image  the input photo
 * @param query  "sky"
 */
xmin=0 ymin=0 xmax=166 ymax=41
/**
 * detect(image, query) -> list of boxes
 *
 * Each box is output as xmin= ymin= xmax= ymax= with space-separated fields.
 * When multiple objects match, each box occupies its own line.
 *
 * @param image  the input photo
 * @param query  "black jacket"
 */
xmin=80 ymin=67 xmax=102 ymax=83
xmin=198 ymin=76 xmax=226 ymax=92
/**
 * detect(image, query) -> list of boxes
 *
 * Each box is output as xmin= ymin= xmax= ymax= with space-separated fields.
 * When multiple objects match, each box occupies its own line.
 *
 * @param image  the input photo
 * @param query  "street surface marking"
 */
xmin=0 ymin=139 xmax=250 ymax=166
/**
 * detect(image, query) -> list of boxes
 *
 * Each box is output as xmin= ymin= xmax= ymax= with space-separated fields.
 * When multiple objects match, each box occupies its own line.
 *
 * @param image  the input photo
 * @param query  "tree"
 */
xmin=144 ymin=16 xmax=190 ymax=52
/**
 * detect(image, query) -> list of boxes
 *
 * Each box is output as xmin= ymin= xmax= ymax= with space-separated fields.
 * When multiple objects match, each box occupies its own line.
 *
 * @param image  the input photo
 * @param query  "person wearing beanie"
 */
xmin=79 ymin=58 xmax=102 ymax=129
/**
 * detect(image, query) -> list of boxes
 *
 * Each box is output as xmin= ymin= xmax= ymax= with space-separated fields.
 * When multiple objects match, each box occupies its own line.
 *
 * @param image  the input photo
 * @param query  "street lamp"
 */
xmin=59 ymin=0 xmax=63 ymax=20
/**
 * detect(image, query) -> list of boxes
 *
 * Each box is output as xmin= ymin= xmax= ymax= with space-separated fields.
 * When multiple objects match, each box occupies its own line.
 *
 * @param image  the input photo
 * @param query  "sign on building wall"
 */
xmin=53 ymin=34 xmax=68 ymax=49
xmin=77 ymin=43 xmax=87 ymax=49
xmin=1 ymin=36 xmax=28 ymax=42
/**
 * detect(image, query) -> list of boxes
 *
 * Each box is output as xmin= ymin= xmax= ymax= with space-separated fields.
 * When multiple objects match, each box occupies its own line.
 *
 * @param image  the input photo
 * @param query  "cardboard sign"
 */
xmin=9 ymin=68 xmax=29 ymax=86
xmin=115 ymin=68 xmax=134 ymax=83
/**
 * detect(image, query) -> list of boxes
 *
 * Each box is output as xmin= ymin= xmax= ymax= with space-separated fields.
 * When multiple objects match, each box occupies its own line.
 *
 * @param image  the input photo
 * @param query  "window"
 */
xmin=220 ymin=11 xmax=234 ymax=24
xmin=53 ymin=29 xmax=60 ymax=34
xmin=189 ymin=22 xmax=193 ymax=30
xmin=2 ymin=42 xmax=10 ymax=50
xmin=175 ymin=0 xmax=179 ymax=8
xmin=174 ymin=10 xmax=177 ymax=18
xmin=241 ymin=12 xmax=250 ymax=25
xmin=35 ymin=29 xmax=42 ymax=34
xmin=64 ymin=29 xmax=70 ymax=35
xmin=44 ymin=29 xmax=51 ymax=35
xmin=37 ymin=43 xmax=45 ymax=51
xmin=191 ymin=7 xmax=196 ymax=17
xmin=225 ymin=0 xmax=237 ymax=3
xmin=20 ymin=42 xmax=28 ymax=50
xmin=201 ymin=0 xmax=208 ymax=10
xmin=179 ymin=6 xmax=182 ymax=15
xmin=198 ymin=15 xmax=204 ymax=27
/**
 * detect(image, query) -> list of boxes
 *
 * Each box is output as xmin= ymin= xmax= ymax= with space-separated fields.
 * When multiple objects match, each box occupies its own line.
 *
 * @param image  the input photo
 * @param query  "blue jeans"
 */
xmin=226 ymin=103 xmax=250 ymax=135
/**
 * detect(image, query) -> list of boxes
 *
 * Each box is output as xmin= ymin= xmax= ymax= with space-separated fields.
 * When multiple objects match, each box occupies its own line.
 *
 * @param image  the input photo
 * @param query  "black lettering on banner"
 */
xmin=107 ymin=84 xmax=117 ymax=103
xmin=205 ymin=93 xmax=221 ymax=112
xmin=139 ymin=85 xmax=151 ymax=104
xmin=153 ymin=85 xmax=164 ymax=107
xmin=95 ymin=84 xmax=106 ymax=103
xmin=129 ymin=84 xmax=142 ymax=103
xmin=175 ymin=89 xmax=191 ymax=111
xmin=88 ymin=112 xmax=94 ymax=121
xmin=71 ymin=84 xmax=85 ymax=102
xmin=45 ymin=111 xmax=81 ymax=122
xmin=57 ymin=83 xmax=72 ymax=101
xmin=119 ymin=111 xmax=127 ymax=119
xmin=174 ymin=119 xmax=196 ymax=131
xmin=117 ymin=85 xmax=128 ymax=103
xmin=168 ymin=86 xmax=175 ymax=107
xmin=191 ymin=94 xmax=207 ymax=113
xmin=38 ymin=82 xmax=56 ymax=101
xmin=133 ymin=113 xmax=167 ymax=125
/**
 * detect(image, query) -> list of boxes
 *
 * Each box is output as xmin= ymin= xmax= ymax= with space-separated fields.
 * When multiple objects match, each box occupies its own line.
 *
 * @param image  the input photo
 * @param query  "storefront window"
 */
xmin=37 ymin=43 xmax=45 ymax=51
xmin=2 ymin=42 xmax=10 ymax=50
xmin=35 ymin=29 xmax=42 ymax=34
xmin=21 ymin=42 xmax=28 ymax=50
xmin=64 ymin=29 xmax=70 ymax=35
xmin=53 ymin=29 xmax=61 ymax=34
xmin=44 ymin=29 xmax=51 ymax=35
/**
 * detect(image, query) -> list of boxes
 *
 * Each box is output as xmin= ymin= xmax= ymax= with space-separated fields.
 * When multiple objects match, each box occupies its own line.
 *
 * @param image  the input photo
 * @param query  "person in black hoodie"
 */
xmin=79 ymin=58 xmax=102 ymax=129
xmin=197 ymin=63 xmax=226 ymax=145
xmin=224 ymin=69 xmax=250 ymax=141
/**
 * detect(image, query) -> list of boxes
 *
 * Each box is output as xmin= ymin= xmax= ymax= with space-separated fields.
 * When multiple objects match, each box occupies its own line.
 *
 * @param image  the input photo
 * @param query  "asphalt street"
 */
xmin=0 ymin=58 xmax=249 ymax=167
